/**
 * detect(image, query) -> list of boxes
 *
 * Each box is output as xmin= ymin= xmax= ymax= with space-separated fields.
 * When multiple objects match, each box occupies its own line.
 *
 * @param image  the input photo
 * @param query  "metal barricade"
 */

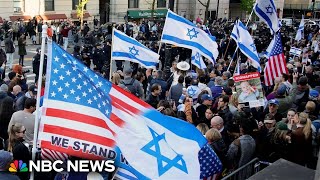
xmin=221 ymin=158 xmax=264 ymax=180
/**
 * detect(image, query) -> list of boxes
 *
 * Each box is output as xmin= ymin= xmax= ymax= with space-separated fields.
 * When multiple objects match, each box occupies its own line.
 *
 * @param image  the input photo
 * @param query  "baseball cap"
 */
xmin=0 ymin=150 xmax=13 ymax=169
xmin=277 ymin=84 xmax=287 ymax=96
xmin=276 ymin=121 xmax=288 ymax=130
xmin=309 ymin=89 xmax=319 ymax=100
xmin=28 ymin=85 xmax=38 ymax=94
xmin=201 ymin=94 xmax=213 ymax=101
xmin=268 ymin=99 xmax=279 ymax=106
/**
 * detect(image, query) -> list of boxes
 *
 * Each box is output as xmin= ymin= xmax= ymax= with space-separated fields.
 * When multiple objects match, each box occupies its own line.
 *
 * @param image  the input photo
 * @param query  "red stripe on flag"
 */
xmin=112 ymin=84 xmax=151 ymax=109
xmin=41 ymin=141 xmax=104 ymax=160
xmin=110 ymin=113 xmax=125 ymax=127
xmin=42 ymin=124 xmax=115 ymax=147
xmin=110 ymin=95 xmax=140 ymax=114
xmin=45 ymin=108 xmax=116 ymax=136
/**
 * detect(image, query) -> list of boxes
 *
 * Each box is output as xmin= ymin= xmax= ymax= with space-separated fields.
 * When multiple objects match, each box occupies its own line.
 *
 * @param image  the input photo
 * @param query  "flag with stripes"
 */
xmin=295 ymin=15 xmax=304 ymax=41
xmin=191 ymin=50 xmax=206 ymax=70
xmin=254 ymin=0 xmax=280 ymax=34
xmin=112 ymin=29 xmax=160 ymax=68
xmin=289 ymin=47 xmax=302 ymax=56
xmin=264 ymin=32 xmax=288 ymax=86
xmin=114 ymin=167 xmax=138 ymax=180
xmin=41 ymin=148 xmax=68 ymax=162
xmin=161 ymin=10 xmax=219 ymax=64
xmin=38 ymin=41 xmax=207 ymax=179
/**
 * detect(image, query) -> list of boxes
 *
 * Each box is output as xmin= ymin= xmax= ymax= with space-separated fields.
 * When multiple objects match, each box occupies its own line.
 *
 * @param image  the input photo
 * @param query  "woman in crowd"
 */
xmin=288 ymin=112 xmax=312 ymax=167
xmin=0 ymin=97 xmax=14 ymax=141
xmin=206 ymin=128 xmax=227 ymax=166
xmin=196 ymin=123 xmax=209 ymax=135
xmin=18 ymin=34 xmax=27 ymax=66
xmin=7 ymin=123 xmax=31 ymax=180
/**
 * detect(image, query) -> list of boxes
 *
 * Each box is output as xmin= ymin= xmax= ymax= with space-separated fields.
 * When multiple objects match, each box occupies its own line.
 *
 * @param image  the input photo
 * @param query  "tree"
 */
xmin=240 ymin=0 xmax=255 ymax=14
xmin=76 ymin=0 xmax=88 ymax=30
xmin=146 ymin=0 xmax=156 ymax=19
xmin=197 ymin=0 xmax=211 ymax=24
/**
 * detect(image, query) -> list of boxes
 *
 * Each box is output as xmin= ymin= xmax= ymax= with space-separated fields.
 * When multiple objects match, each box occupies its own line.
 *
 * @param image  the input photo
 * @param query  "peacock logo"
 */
xmin=9 ymin=160 xmax=28 ymax=172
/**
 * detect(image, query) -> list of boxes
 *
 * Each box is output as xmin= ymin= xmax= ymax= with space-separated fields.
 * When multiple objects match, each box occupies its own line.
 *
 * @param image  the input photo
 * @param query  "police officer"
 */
xmin=32 ymin=47 xmax=47 ymax=83
xmin=81 ymin=44 xmax=92 ymax=67
xmin=92 ymin=43 xmax=106 ymax=72
xmin=72 ymin=45 xmax=82 ymax=61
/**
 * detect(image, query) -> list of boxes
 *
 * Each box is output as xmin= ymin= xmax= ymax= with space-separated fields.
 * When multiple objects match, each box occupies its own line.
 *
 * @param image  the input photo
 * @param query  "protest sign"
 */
xmin=233 ymin=72 xmax=264 ymax=107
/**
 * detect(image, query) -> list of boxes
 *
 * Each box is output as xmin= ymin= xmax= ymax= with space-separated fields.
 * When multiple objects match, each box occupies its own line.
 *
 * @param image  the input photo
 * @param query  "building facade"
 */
xmin=0 ymin=0 xmax=99 ymax=23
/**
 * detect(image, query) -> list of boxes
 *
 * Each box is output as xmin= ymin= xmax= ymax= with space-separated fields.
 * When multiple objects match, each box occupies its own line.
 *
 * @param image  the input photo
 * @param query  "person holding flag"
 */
xmin=231 ymin=20 xmax=261 ymax=72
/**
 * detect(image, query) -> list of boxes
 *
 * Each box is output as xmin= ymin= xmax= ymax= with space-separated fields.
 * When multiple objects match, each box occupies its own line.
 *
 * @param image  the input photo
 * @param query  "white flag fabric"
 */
xmin=191 ymin=51 xmax=206 ymax=70
xmin=231 ymin=20 xmax=261 ymax=71
xmin=115 ymin=108 xmax=207 ymax=179
xmin=112 ymin=29 xmax=160 ymax=68
xmin=161 ymin=10 xmax=218 ymax=64
xmin=254 ymin=0 xmax=280 ymax=34
xmin=295 ymin=15 xmax=304 ymax=41
xmin=289 ymin=47 xmax=302 ymax=56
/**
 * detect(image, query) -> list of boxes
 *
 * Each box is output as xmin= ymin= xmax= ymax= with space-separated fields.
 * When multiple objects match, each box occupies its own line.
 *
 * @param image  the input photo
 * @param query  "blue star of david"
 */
xmin=129 ymin=46 xmax=139 ymax=56
xmin=188 ymin=87 xmax=196 ymax=96
xmin=265 ymin=5 xmax=273 ymax=15
xmin=250 ymin=44 xmax=257 ymax=52
xmin=186 ymin=28 xmax=199 ymax=40
xmin=141 ymin=127 xmax=188 ymax=176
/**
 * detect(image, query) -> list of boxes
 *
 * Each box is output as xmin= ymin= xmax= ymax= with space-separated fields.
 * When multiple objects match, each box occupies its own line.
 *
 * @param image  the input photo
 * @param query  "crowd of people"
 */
xmin=0 ymin=15 xmax=319 ymax=180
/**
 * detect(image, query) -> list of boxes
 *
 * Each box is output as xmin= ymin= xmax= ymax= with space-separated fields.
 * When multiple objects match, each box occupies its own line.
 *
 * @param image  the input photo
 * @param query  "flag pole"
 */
xmin=109 ymin=27 xmax=115 ymax=81
xmin=30 ymin=24 xmax=48 ymax=180
xmin=227 ymin=9 xmax=254 ymax=71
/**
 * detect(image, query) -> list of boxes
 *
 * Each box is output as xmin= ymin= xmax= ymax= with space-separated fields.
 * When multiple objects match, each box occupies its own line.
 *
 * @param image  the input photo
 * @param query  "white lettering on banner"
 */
xmin=233 ymin=72 xmax=260 ymax=82
xmin=28 ymin=160 xmax=115 ymax=172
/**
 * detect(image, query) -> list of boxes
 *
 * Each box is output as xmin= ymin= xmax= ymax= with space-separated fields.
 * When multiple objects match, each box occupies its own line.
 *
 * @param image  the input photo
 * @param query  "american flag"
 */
xmin=199 ymin=144 xmax=222 ymax=180
xmin=38 ymin=41 xmax=151 ymax=159
xmin=264 ymin=32 xmax=288 ymax=86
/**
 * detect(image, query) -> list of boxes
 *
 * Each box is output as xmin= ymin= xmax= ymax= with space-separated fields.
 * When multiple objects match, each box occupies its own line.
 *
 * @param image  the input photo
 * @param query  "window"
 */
xmin=157 ymin=0 xmax=166 ymax=8
xmin=72 ymin=0 xmax=87 ymax=10
xmin=128 ymin=0 xmax=139 ymax=8
xmin=45 ymin=0 xmax=54 ymax=11
xmin=13 ymin=0 xmax=24 ymax=13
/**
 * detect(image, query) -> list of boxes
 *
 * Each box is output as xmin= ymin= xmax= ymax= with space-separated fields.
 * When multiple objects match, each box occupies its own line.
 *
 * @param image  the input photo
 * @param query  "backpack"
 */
xmin=0 ymin=48 xmax=6 ymax=66
xmin=120 ymin=78 xmax=139 ymax=97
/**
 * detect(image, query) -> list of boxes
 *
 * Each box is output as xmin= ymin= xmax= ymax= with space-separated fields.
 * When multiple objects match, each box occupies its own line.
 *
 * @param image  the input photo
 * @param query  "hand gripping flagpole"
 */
xmin=227 ymin=9 xmax=254 ymax=72
xmin=30 ymin=24 xmax=47 ymax=180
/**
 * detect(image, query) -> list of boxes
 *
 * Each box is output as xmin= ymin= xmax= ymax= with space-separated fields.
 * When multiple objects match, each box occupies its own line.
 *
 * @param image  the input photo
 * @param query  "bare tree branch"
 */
xmin=197 ymin=0 xmax=207 ymax=7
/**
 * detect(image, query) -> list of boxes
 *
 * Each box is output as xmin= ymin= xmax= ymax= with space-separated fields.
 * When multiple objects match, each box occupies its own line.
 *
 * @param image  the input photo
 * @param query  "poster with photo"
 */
xmin=233 ymin=72 xmax=264 ymax=108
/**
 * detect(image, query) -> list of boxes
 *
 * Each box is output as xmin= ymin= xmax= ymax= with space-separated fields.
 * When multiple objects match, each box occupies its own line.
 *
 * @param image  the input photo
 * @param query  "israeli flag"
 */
xmin=112 ymin=29 xmax=160 ymax=68
xmin=254 ymin=0 xmax=280 ymax=34
xmin=115 ymin=109 xmax=207 ymax=179
xmin=295 ymin=15 xmax=304 ymax=41
xmin=289 ymin=47 xmax=302 ymax=56
xmin=161 ymin=10 xmax=218 ymax=64
xmin=191 ymin=51 xmax=206 ymax=70
xmin=231 ymin=20 xmax=261 ymax=71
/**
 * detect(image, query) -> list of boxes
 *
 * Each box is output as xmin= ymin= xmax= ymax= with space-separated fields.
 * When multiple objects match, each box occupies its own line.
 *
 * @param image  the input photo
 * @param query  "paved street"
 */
xmin=2 ymin=38 xmax=73 ymax=84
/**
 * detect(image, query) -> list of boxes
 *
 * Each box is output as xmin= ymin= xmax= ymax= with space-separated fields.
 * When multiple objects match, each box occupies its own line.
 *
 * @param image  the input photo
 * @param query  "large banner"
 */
xmin=233 ymin=72 xmax=265 ymax=108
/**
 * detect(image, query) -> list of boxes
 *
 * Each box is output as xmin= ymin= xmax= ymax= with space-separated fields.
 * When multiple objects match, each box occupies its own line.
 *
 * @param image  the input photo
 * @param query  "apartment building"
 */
xmin=0 ymin=0 xmax=99 ymax=23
